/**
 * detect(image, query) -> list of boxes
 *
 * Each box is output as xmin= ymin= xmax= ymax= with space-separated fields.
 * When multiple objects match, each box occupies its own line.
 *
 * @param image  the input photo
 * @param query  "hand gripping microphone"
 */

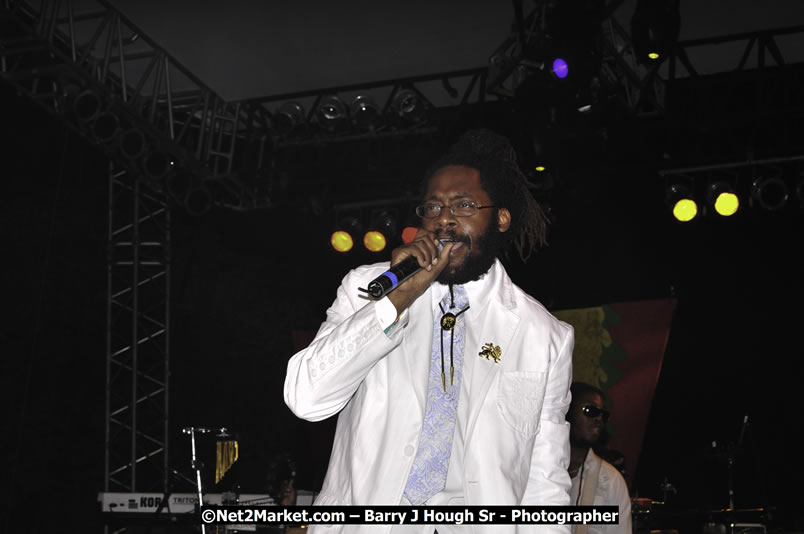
xmin=360 ymin=240 xmax=450 ymax=299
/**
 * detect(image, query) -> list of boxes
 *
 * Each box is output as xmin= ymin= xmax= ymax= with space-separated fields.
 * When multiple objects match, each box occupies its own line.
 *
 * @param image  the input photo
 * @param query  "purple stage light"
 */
xmin=552 ymin=58 xmax=569 ymax=79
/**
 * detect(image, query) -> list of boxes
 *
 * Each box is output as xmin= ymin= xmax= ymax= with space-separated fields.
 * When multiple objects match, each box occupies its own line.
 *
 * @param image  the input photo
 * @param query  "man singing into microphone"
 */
xmin=284 ymin=129 xmax=574 ymax=532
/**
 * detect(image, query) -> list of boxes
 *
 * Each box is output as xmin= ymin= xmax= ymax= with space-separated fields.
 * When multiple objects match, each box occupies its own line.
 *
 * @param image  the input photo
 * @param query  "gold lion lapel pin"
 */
xmin=479 ymin=342 xmax=502 ymax=363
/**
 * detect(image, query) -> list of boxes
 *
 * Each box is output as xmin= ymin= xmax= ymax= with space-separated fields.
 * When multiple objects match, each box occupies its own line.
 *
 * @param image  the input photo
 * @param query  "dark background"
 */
xmin=2 ymin=1 xmax=804 ymax=533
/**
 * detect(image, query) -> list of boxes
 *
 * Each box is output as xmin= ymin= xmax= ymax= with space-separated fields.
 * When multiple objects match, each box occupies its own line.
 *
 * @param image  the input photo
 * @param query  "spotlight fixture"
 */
xmin=363 ymin=231 xmax=386 ymax=253
xmin=273 ymin=101 xmax=305 ymax=135
xmin=73 ymin=90 xmax=101 ymax=123
xmin=330 ymin=231 xmax=353 ymax=253
xmin=751 ymin=175 xmax=789 ymax=211
xmin=350 ymin=95 xmax=380 ymax=130
xmin=184 ymin=185 xmax=212 ymax=216
xmin=90 ymin=112 xmax=119 ymax=142
xmin=551 ymin=57 xmax=569 ymax=79
xmin=401 ymin=226 xmax=418 ymax=244
xmin=666 ymin=184 xmax=697 ymax=222
xmin=364 ymin=210 xmax=397 ymax=253
xmin=706 ymin=181 xmax=740 ymax=217
xmin=370 ymin=210 xmax=396 ymax=234
xmin=316 ymin=95 xmax=348 ymax=132
xmin=331 ymin=217 xmax=361 ymax=253
xmin=390 ymin=88 xmax=427 ymax=124
xmin=631 ymin=0 xmax=681 ymax=64
xmin=530 ymin=130 xmax=552 ymax=174
xmin=119 ymin=128 xmax=146 ymax=159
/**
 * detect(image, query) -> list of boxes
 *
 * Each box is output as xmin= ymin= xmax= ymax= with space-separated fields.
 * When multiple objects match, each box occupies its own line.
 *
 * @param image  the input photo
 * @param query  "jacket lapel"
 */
xmin=463 ymin=263 xmax=521 ymax=446
xmin=465 ymin=300 xmax=520 ymax=441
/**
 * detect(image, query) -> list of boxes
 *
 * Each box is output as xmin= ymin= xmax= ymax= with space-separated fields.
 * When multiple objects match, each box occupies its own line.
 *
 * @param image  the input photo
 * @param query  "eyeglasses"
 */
xmin=415 ymin=201 xmax=495 ymax=219
xmin=581 ymin=404 xmax=610 ymax=423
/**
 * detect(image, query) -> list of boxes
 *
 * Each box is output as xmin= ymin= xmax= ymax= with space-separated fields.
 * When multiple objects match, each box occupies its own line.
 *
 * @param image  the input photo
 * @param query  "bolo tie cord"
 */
xmin=439 ymin=285 xmax=470 ymax=392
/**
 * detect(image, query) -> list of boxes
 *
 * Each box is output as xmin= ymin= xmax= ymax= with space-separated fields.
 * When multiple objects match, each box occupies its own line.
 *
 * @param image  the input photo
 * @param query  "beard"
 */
xmin=436 ymin=217 xmax=507 ymax=286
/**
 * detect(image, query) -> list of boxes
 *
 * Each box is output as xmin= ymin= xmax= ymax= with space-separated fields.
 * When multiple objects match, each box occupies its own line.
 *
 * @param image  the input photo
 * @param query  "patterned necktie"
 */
xmin=404 ymin=285 xmax=469 ymax=505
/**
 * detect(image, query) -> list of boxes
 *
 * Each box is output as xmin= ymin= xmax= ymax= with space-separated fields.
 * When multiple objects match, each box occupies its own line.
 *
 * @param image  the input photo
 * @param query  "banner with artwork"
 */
xmin=554 ymin=298 xmax=676 ymax=487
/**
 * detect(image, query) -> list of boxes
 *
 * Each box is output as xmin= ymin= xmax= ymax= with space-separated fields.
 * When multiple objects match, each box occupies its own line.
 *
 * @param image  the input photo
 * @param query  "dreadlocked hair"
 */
xmin=424 ymin=129 xmax=549 ymax=262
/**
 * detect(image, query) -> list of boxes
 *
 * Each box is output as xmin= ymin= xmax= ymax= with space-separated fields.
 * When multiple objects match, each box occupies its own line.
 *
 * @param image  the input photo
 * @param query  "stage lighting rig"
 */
xmin=661 ymin=156 xmax=804 ymax=223
xmin=551 ymin=57 xmax=570 ymax=80
xmin=184 ymin=184 xmax=213 ymax=216
xmin=401 ymin=226 xmax=418 ymax=244
xmin=751 ymin=174 xmax=789 ymax=211
xmin=706 ymin=182 xmax=740 ymax=217
xmin=331 ymin=216 xmax=362 ymax=253
xmin=631 ymin=0 xmax=681 ymax=64
xmin=364 ymin=210 xmax=398 ymax=253
xmin=90 ymin=112 xmax=120 ymax=143
xmin=330 ymin=198 xmax=419 ymax=255
xmin=72 ymin=89 xmax=102 ymax=123
xmin=390 ymin=88 xmax=428 ymax=125
xmin=523 ymin=126 xmax=556 ymax=176
xmin=513 ymin=52 xmax=573 ymax=86
xmin=316 ymin=96 xmax=349 ymax=133
xmin=665 ymin=183 xmax=698 ymax=222
xmin=363 ymin=230 xmax=386 ymax=253
xmin=350 ymin=95 xmax=381 ymax=131
xmin=274 ymin=101 xmax=306 ymax=136
xmin=120 ymin=128 xmax=147 ymax=160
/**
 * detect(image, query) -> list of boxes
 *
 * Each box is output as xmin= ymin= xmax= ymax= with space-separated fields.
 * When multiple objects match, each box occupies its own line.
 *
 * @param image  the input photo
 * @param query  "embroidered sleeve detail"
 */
xmin=307 ymin=320 xmax=378 ymax=381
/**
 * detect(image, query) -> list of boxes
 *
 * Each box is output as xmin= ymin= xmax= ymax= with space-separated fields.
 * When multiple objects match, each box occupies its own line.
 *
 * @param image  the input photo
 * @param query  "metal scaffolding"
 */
xmin=660 ymin=27 xmax=804 ymax=172
xmin=105 ymin=164 xmax=170 ymax=493
xmin=1 ymin=0 xmax=182 ymax=495
xmin=0 ymin=0 xmax=273 ymax=210
xmin=666 ymin=24 xmax=804 ymax=80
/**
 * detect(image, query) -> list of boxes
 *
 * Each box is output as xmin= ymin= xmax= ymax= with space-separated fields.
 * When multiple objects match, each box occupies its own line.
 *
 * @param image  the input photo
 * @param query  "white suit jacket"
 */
xmin=284 ymin=260 xmax=574 ymax=533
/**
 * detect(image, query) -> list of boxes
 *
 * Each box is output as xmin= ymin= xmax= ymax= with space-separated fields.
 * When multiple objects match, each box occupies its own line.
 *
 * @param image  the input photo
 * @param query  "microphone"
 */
xmin=360 ymin=240 xmax=450 ymax=299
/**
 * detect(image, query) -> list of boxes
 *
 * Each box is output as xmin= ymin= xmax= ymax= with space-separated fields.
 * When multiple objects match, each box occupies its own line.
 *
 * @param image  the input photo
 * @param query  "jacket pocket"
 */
xmin=496 ymin=370 xmax=547 ymax=436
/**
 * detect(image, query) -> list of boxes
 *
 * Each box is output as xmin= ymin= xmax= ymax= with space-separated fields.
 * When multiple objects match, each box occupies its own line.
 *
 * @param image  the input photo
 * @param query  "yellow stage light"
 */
xmin=672 ymin=198 xmax=698 ymax=222
xmin=706 ymin=182 xmax=740 ymax=217
xmin=330 ymin=230 xmax=354 ymax=253
xmin=363 ymin=230 xmax=387 ymax=252
xmin=714 ymin=192 xmax=739 ymax=216
xmin=666 ymin=184 xmax=698 ymax=222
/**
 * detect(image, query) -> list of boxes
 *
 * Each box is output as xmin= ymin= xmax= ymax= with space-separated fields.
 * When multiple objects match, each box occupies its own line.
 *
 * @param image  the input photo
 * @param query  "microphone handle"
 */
xmin=365 ymin=256 xmax=421 ymax=298
xmin=363 ymin=240 xmax=449 ymax=299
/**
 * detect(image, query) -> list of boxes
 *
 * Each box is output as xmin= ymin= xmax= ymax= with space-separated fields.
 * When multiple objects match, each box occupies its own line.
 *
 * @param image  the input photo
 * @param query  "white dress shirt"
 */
xmin=570 ymin=449 xmax=632 ymax=534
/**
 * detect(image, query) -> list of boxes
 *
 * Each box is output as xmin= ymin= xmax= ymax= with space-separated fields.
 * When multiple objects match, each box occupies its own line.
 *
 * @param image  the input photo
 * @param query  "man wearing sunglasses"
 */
xmin=285 ymin=129 xmax=574 ymax=533
xmin=566 ymin=382 xmax=632 ymax=534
